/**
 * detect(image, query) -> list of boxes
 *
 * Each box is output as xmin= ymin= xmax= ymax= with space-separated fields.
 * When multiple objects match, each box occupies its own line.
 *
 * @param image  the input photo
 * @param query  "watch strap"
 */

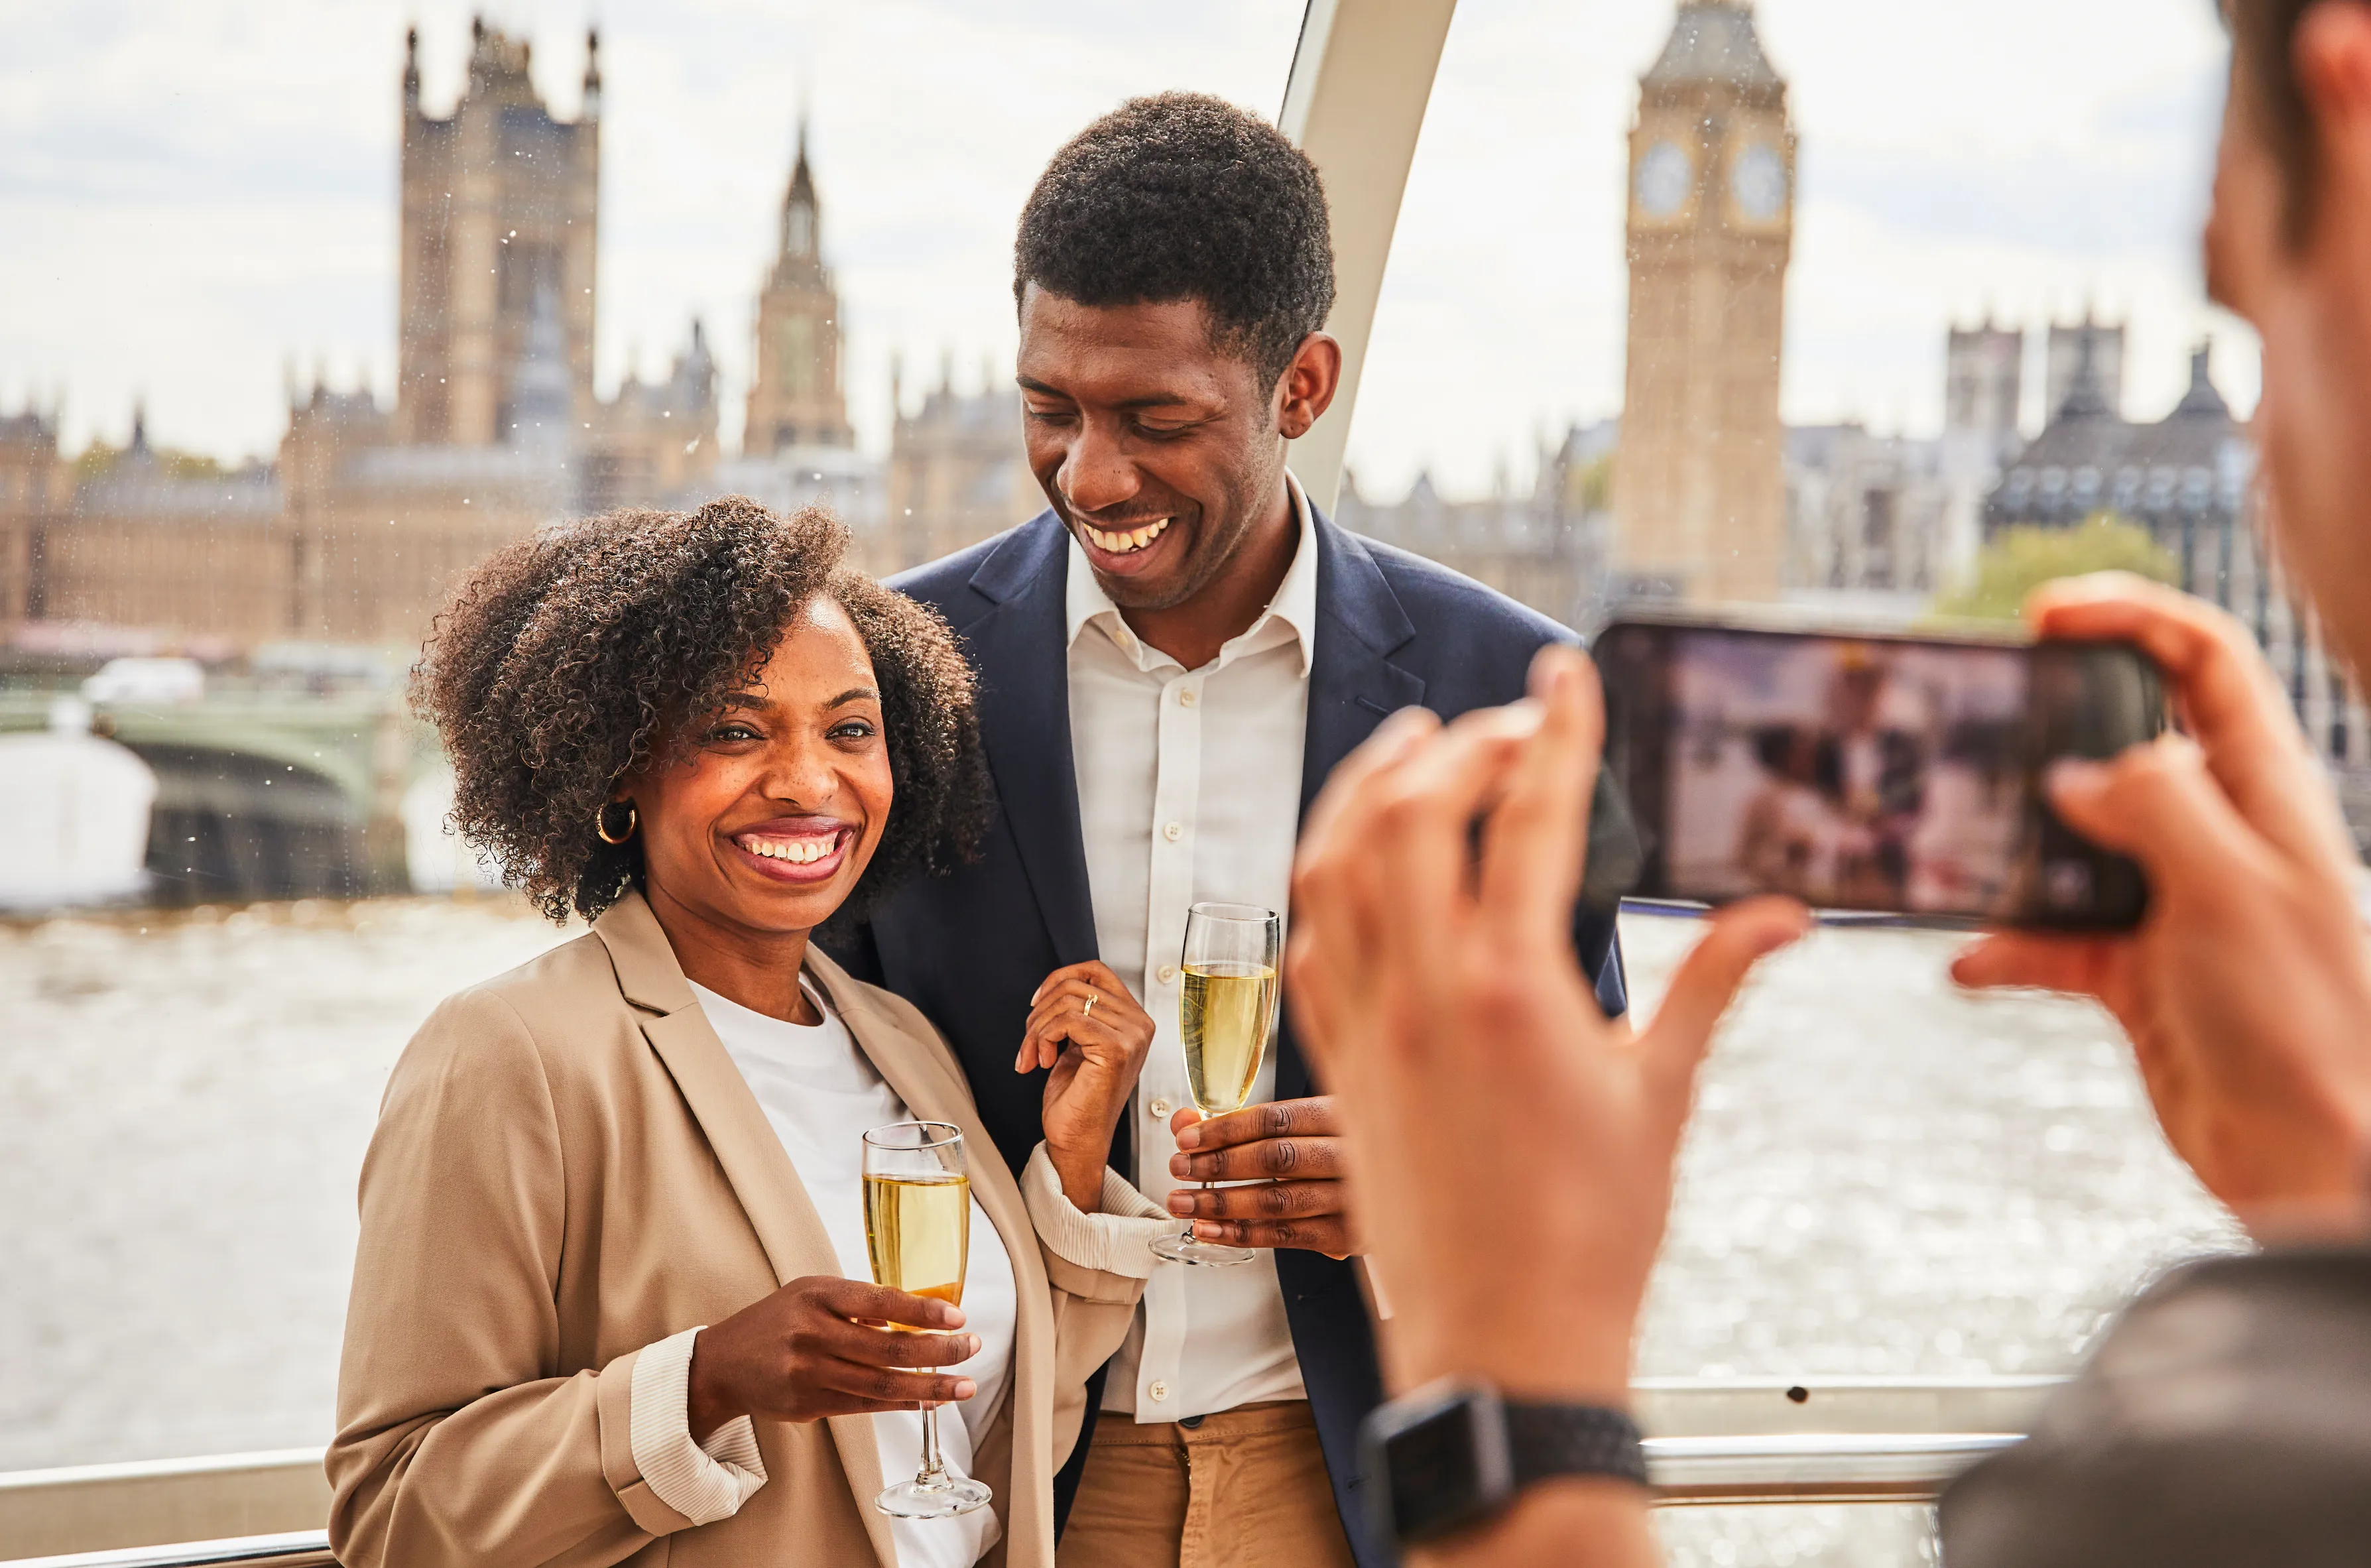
xmin=1505 ymin=1401 xmax=1650 ymax=1490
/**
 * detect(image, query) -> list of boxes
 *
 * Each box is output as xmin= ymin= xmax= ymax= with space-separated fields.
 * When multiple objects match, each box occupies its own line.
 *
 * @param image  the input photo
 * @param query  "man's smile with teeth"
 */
xmin=1082 ymin=516 xmax=1173 ymax=554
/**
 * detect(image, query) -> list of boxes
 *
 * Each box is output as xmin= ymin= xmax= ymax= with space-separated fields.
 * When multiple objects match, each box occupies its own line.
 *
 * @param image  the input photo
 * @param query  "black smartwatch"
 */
xmin=1361 ymin=1378 xmax=1649 ymax=1549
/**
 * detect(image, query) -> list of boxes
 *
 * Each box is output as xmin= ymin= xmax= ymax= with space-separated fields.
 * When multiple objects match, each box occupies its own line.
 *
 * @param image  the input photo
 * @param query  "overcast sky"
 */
xmin=0 ymin=0 xmax=2248 ymax=501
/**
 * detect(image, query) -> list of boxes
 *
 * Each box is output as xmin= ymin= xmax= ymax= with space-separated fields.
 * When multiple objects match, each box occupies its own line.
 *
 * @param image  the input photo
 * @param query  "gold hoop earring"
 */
xmin=596 ymin=800 xmax=638 ymax=845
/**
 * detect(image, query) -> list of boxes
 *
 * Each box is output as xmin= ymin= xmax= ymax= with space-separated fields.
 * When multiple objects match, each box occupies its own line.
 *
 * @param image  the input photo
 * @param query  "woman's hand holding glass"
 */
xmin=1019 ymin=960 xmax=1157 ymax=1211
xmin=863 ymin=1120 xmax=990 ymax=1520
xmin=684 ymin=1276 xmax=981 ymax=1440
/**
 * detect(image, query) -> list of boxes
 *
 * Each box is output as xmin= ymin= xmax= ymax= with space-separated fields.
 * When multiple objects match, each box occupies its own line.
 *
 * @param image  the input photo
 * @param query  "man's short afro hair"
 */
xmin=1014 ymin=91 xmax=1335 ymax=391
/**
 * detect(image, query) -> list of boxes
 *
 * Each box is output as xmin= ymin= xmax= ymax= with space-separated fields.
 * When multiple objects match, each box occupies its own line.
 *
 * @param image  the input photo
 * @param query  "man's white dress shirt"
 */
xmin=1066 ymin=475 xmax=1319 ymax=1421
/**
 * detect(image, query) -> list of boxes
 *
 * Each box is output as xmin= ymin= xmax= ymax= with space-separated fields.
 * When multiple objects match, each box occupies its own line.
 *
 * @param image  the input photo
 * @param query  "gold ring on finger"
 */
xmin=1081 ymin=991 xmax=1098 ymax=1020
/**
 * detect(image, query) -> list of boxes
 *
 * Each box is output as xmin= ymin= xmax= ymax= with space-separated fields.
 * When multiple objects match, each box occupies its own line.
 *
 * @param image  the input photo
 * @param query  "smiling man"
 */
xmin=824 ymin=93 xmax=1625 ymax=1568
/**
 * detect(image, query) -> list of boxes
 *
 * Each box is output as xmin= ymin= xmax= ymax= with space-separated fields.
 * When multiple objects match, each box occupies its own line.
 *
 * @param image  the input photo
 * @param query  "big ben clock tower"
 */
xmin=1614 ymin=0 xmax=1795 ymax=603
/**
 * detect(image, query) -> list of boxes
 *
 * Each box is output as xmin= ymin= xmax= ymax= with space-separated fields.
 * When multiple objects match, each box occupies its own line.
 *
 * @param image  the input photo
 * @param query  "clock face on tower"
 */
xmin=1731 ymin=141 xmax=1788 ymax=223
xmin=1635 ymin=139 xmax=1692 ymax=219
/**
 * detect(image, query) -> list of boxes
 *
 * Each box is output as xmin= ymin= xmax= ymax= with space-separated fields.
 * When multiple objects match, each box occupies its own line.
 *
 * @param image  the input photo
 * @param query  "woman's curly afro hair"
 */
xmin=412 ymin=495 xmax=991 ymax=924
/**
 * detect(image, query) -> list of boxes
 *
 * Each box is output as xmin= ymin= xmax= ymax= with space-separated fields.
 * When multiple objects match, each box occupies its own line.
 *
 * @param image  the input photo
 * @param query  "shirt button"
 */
xmin=1149 ymin=1097 xmax=1173 ymax=1119
xmin=1178 ymin=688 xmax=1197 ymax=707
xmin=1158 ymin=963 xmax=1180 ymax=985
xmin=1162 ymin=821 xmax=1184 ymax=842
xmin=1148 ymin=1380 xmax=1170 ymax=1402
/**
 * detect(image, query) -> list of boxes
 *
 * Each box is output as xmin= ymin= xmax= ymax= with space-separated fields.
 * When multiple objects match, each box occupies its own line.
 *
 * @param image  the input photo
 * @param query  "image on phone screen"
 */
xmin=1597 ymin=621 xmax=2161 ymax=929
xmin=1668 ymin=636 xmax=2027 ymax=913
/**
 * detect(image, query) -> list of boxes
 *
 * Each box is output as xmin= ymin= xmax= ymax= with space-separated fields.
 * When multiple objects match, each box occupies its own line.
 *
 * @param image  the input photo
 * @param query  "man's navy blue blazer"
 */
xmin=821 ymin=505 xmax=1626 ymax=1568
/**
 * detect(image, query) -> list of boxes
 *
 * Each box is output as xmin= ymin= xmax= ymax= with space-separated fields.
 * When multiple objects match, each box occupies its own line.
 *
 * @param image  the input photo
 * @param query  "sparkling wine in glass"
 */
xmin=1150 ymin=902 xmax=1282 ymax=1268
xmin=863 ymin=1120 xmax=991 ymax=1519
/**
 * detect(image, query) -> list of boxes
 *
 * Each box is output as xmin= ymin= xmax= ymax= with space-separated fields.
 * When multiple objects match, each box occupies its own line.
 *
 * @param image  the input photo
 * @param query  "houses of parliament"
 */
xmin=0 ymin=21 xmax=1029 ymax=655
xmin=0 ymin=5 xmax=1823 ymax=662
xmin=0 ymin=4 xmax=2291 ymax=689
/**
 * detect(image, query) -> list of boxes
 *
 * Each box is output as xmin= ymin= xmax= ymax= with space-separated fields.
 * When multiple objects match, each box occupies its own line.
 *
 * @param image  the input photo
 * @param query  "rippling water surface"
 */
xmin=0 ymin=900 xmax=2240 ymax=1563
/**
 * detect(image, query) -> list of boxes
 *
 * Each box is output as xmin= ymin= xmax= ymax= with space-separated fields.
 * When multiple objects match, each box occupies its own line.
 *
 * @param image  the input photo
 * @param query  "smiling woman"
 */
xmin=335 ymin=493 xmax=1172 ymax=1568
xmin=412 ymin=493 xmax=989 ymax=931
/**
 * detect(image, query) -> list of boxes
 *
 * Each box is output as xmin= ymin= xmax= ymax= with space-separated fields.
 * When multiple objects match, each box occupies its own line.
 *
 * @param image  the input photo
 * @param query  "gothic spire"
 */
xmin=1643 ymin=0 xmax=1782 ymax=92
xmin=780 ymin=118 xmax=820 ymax=260
xmin=790 ymin=116 xmax=816 ymax=209
xmin=2056 ymin=326 xmax=2112 ymax=420
xmin=2173 ymin=340 xmax=2232 ymax=419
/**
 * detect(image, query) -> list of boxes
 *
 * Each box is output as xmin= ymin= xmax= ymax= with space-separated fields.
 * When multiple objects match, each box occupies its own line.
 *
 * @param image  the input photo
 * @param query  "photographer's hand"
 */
xmin=1287 ymin=645 xmax=1805 ymax=1566
xmin=1955 ymin=574 xmax=2371 ymax=1238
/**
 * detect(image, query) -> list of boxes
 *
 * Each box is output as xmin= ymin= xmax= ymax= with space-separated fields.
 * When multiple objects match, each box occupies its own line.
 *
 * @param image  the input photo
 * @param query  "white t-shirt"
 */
xmin=693 ymin=979 xmax=1019 ymax=1568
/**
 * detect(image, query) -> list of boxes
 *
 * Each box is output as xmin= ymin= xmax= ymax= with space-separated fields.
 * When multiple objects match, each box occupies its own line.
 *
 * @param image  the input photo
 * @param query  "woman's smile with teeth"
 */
xmin=1083 ymin=516 xmax=1172 ymax=554
xmin=741 ymin=834 xmax=838 ymax=865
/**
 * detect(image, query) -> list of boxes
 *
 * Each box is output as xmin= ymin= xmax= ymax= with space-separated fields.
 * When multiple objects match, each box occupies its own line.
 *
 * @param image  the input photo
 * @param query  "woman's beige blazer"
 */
xmin=328 ymin=890 xmax=1146 ymax=1568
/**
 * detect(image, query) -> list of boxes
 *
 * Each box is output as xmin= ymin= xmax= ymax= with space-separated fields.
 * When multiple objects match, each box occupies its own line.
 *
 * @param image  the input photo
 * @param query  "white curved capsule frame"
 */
xmin=1278 ymin=0 xmax=1462 ymax=514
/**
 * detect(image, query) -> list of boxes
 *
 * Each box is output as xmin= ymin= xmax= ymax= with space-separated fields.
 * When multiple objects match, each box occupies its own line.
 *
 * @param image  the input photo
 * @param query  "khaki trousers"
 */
xmin=1055 ymin=1400 xmax=1357 ymax=1568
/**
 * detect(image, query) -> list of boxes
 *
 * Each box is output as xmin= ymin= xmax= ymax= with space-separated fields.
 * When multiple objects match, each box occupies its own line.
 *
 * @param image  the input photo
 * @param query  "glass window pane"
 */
xmin=1623 ymin=911 xmax=2238 ymax=1388
xmin=0 ymin=2 xmax=1299 ymax=1471
xmin=1347 ymin=3 xmax=2261 ymax=1553
xmin=1656 ymin=1504 xmax=1939 ymax=1568
xmin=1343 ymin=0 xmax=2254 ymax=620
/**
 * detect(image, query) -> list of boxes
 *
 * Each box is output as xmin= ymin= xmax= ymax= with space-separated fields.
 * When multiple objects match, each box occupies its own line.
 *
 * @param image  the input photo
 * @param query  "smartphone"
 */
xmin=1585 ymin=616 xmax=2167 ymax=930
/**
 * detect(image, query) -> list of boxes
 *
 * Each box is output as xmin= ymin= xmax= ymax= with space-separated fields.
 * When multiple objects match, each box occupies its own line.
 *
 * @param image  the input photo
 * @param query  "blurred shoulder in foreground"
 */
xmin=1941 ymin=1248 xmax=2371 ymax=1566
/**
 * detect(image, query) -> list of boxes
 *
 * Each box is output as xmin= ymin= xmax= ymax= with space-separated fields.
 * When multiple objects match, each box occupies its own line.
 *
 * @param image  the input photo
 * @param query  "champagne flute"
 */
xmin=862 ymin=1120 xmax=991 ymax=1519
xmin=1149 ymin=902 xmax=1282 ymax=1268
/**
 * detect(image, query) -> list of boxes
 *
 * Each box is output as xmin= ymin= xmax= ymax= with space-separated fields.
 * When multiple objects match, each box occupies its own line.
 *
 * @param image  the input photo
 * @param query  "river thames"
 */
xmin=0 ymin=898 xmax=2238 ymax=1564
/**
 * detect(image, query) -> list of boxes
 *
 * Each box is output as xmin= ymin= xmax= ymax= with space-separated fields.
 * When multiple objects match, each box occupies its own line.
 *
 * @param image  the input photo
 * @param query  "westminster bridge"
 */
xmin=0 ymin=689 xmax=442 ymax=902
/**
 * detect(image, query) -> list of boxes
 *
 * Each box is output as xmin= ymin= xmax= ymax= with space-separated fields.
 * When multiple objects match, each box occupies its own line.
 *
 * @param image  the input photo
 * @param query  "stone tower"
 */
xmin=743 ymin=125 xmax=855 ymax=457
xmin=2044 ymin=309 xmax=2125 ymax=423
xmin=1946 ymin=320 xmax=2024 ymax=442
xmin=1613 ymin=0 xmax=1795 ymax=602
xmin=395 ymin=19 xmax=601 ymax=447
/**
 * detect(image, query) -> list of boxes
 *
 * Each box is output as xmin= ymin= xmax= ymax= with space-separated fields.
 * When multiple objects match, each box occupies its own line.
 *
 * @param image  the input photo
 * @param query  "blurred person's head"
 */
xmin=1012 ymin=91 xmax=1341 ymax=613
xmin=1752 ymin=724 xmax=1819 ymax=784
xmin=2211 ymin=0 xmax=2371 ymax=676
xmin=1826 ymin=650 xmax=1891 ymax=732
xmin=411 ymin=497 xmax=989 ymax=939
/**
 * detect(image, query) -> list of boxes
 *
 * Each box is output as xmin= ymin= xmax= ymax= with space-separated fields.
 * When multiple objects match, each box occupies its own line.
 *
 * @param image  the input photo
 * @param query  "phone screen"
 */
xmin=1595 ymin=621 xmax=2160 ymax=929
